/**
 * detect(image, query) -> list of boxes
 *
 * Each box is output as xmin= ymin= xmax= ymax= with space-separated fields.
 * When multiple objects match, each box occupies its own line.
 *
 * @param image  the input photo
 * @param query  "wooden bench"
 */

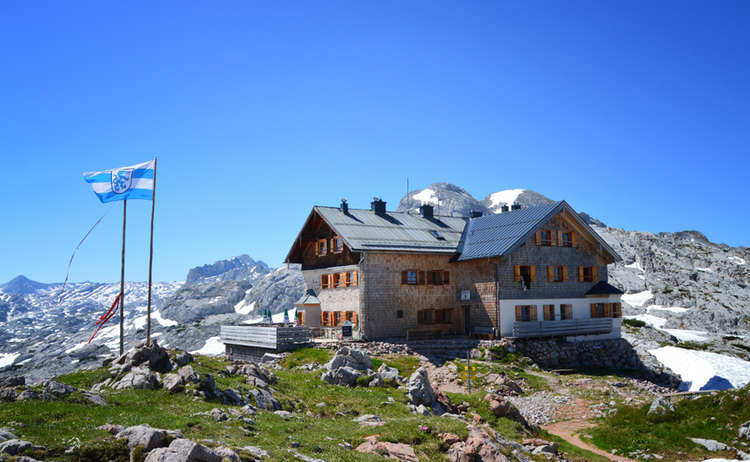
xmin=405 ymin=326 xmax=452 ymax=341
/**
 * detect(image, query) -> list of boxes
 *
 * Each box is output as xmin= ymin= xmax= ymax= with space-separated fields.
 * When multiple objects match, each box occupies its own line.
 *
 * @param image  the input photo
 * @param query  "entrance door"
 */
xmin=463 ymin=305 xmax=471 ymax=336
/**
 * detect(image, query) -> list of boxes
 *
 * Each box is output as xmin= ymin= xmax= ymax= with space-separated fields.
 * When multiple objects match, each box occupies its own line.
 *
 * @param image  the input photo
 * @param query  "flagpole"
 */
xmin=120 ymin=199 xmax=127 ymax=356
xmin=146 ymin=158 xmax=157 ymax=346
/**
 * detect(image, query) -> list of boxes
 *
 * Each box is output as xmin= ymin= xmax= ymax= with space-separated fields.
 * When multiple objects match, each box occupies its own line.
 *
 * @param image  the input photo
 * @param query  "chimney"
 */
xmin=371 ymin=197 xmax=387 ymax=214
xmin=420 ymin=204 xmax=434 ymax=219
xmin=500 ymin=205 xmax=510 ymax=213
xmin=470 ymin=210 xmax=483 ymax=218
xmin=511 ymin=202 xmax=521 ymax=210
xmin=340 ymin=198 xmax=349 ymax=214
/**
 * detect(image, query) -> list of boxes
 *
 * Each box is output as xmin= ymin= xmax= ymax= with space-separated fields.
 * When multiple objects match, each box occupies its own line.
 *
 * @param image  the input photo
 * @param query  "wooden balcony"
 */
xmin=512 ymin=318 xmax=613 ymax=338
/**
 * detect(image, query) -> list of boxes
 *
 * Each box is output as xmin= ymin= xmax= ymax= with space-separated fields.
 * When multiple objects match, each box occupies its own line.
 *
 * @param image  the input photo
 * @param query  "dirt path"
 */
xmin=543 ymin=420 xmax=636 ymax=462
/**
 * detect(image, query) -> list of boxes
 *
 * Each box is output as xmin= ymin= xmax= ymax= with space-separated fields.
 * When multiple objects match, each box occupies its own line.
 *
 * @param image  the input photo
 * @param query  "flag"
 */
xmin=83 ymin=159 xmax=155 ymax=203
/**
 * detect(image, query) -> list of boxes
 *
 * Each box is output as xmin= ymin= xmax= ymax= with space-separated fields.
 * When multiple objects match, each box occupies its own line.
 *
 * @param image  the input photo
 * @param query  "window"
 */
xmin=515 ymin=265 xmax=536 ymax=288
xmin=579 ymin=266 xmax=597 ymax=282
xmin=402 ymin=270 xmax=423 ymax=285
xmin=333 ymin=311 xmax=342 ymax=326
xmin=420 ymin=310 xmax=433 ymax=324
xmin=316 ymin=239 xmax=327 ymax=256
xmin=548 ymin=265 xmax=567 ymax=282
xmin=430 ymin=230 xmax=446 ymax=241
xmin=560 ymin=304 xmax=573 ymax=320
xmin=321 ymin=274 xmax=330 ymax=289
xmin=543 ymin=304 xmax=555 ymax=321
xmin=331 ymin=236 xmax=343 ymax=253
xmin=515 ymin=305 xmax=537 ymax=322
xmin=590 ymin=303 xmax=606 ymax=318
xmin=332 ymin=273 xmax=341 ymax=288
xmin=396 ymin=310 xmax=404 ymax=319
xmin=561 ymin=232 xmax=574 ymax=247
xmin=612 ymin=302 xmax=622 ymax=318
xmin=418 ymin=308 xmax=452 ymax=324
xmin=430 ymin=270 xmax=442 ymax=285
xmin=539 ymin=230 xmax=553 ymax=246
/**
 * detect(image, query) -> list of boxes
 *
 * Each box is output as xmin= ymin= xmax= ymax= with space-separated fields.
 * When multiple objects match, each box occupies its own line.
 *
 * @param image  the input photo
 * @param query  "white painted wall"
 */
xmin=498 ymin=295 xmax=622 ymax=339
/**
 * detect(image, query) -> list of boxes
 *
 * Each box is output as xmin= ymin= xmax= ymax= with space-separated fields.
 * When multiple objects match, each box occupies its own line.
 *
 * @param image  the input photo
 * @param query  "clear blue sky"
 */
xmin=1 ymin=1 xmax=748 ymax=284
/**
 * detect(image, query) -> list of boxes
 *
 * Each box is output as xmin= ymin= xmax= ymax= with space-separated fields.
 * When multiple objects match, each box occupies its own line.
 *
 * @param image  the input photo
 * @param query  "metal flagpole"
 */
xmin=119 ymin=199 xmax=127 ymax=356
xmin=146 ymin=158 xmax=157 ymax=345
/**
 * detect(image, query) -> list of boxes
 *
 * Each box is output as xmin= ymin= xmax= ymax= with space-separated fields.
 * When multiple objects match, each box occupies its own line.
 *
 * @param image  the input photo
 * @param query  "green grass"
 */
xmin=56 ymin=367 xmax=115 ymax=390
xmin=280 ymin=347 xmax=333 ymax=369
xmin=589 ymin=387 xmax=750 ymax=461
xmin=371 ymin=354 xmax=421 ymax=378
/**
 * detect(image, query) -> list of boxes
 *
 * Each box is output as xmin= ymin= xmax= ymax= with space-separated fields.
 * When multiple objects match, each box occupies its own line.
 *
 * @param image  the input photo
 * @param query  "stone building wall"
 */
xmin=360 ymin=253 xmax=456 ymax=338
xmin=303 ymin=264 xmax=361 ymax=314
xmin=452 ymin=259 xmax=498 ymax=331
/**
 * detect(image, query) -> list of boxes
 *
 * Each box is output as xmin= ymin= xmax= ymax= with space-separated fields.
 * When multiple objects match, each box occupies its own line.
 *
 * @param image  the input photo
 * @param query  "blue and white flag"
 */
xmin=83 ymin=159 xmax=155 ymax=203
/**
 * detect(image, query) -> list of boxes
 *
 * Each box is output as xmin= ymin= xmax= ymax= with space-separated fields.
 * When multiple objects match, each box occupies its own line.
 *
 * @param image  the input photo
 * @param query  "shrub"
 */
xmin=623 ymin=319 xmax=646 ymax=328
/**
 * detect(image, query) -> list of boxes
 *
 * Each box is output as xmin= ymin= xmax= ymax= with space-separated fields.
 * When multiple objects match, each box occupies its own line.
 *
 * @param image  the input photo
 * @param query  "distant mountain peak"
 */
xmin=397 ymin=182 xmax=489 ymax=217
xmin=0 ymin=275 xmax=51 ymax=295
xmin=185 ymin=254 xmax=271 ymax=285
xmin=481 ymin=189 xmax=554 ymax=213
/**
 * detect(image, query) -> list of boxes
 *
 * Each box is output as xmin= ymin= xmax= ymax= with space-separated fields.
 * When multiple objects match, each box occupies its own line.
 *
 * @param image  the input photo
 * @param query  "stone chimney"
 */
xmin=371 ymin=197 xmax=386 ymax=215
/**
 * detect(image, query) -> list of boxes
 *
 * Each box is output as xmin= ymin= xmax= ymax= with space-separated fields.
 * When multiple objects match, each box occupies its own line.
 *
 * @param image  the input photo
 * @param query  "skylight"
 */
xmin=430 ymin=230 xmax=446 ymax=241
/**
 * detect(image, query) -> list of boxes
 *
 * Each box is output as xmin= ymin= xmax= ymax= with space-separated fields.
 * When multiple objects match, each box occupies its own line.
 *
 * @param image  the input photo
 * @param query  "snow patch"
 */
xmin=234 ymin=299 xmax=256 ymax=315
xmin=695 ymin=266 xmax=713 ymax=273
xmin=646 ymin=305 xmax=689 ymax=314
xmin=625 ymin=260 xmax=644 ymax=272
xmin=412 ymin=188 xmax=440 ymax=205
xmin=0 ymin=352 xmax=20 ymax=369
xmin=191 ymin=336 xmax=224 ymax=356
xmin=622 ymin=290 xmax=653 ymax=307
xmin=728 ymin=255 xmax=746 ymax=265
xmin=487 ymin=189 xmax=525 ymax=209
xmin=153 ymin=310 xmax=178 ymax=327
xmin=648 ymin=346 xmax=750 ymax=391
xmin=65 ymin=341 xmax=90 ymax=354
xmin=661 ymin=329 xmax=710 ymax=342
xmin=624 ymin=314 xmax=668 ymax=329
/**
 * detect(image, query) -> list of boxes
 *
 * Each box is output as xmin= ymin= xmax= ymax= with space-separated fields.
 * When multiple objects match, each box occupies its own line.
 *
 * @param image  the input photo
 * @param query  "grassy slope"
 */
xmin=0 ymin=347 xmax=610 ymax=462
xmin=589 ymin=386 xmax=750 ymax=461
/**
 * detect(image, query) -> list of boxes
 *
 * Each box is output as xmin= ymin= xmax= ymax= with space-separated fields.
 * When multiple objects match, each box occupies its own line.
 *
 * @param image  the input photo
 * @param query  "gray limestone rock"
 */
xmin=407 ymin=367 xmax=435 ymax=406
xmin=178 ymin=365 xmax=200 ymax=384
xmin=0 ymin=430 xmax=17 ymax=442
xmin=42 ymin=380 xmax=76 ymax=398
xmin=112 ymin=366 xmax=159 ymax=390
xmin=689 ymin=438 xmax=730 ymax=451
xmin=249 ymin=388 xmax=280 ymax=411
xmin=115 ymin=424 xmax=177 ymax=451
xmin=0 ymin=439 xmax=45 ymax=456
xmin=647 ymin=397 xmax=675 ymax=416
xmin=162 ymin=373 xmax=184 ymax=393
xmin=144 ymin=438 xmax=222 ymax=462
xmin=739 ymin=420 xmax=750 ymax=440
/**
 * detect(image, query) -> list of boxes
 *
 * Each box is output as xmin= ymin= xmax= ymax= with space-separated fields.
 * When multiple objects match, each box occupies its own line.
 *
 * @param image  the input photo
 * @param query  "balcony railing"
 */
xmin=512 ymin=318 xmax=613 ymax=338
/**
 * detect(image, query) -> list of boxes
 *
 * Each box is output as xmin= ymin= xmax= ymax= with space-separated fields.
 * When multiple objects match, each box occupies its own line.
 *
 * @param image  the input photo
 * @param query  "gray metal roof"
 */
xmin=454 ymin=201 xmax=621 ymax=262
xmin=315 ymin=206 xmax=467 ymax=254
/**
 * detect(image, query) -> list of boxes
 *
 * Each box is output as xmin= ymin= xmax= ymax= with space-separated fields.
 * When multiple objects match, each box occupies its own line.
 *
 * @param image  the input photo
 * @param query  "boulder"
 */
xmin=42 ymin=380 xmax=76 ymax=398
xmin=274 ymin=410 xmax=294 ymax=419
xmin=116 ymin=424 xmax=175 ymax=451
xmin=97 ymin=424 xmax=124 ymax=435
xmin=213 ymin=446 xmax=240 ymax=462
xmin=249 ymin=388 xmax=280 ymax=411
xmin=0 ymin=388 xmax=18 ymax=402
xmin=113 ymin=367 xmax=159 ymax=390
xmin=239 ymin=446 xmax=269 ymax=459
xmin=368 ymin=375 xmax=384 ymax=387
xmin=689 ymin=438 xmax=730 ymax=451
xmin=438 ymin=433 xmax=461 ymax=445
xmin=352 ymin=414 xmax=383 ymax=426
xmin=178 ymin=365 xmax=200 ymax=384
xmin=407 ymin=367 xmax=435 ymax=406
xmin=198 ymin=374 xmax=222 ymax=400
xmin=447 ymin=426 xmax=511 ymax=462
xmin=209 ymin=408 xmax=230 ymax=422
xmin=174 ymin=351 xmax=194 ymax=367
xmin=81 ymin=391 xmax=107 ymax=406
xmin=0 ymin=376 xmax=25 ymax=388
xmin=377 ymin=364 xmax=400 ymax=383
xmin=16 ymin=390 xmax=42 ymax=401
xmin=321 ymin=366 xmax=362 ymax=387
xmin=647 ymin=397 xmax=674 ymax=416
xmin=119 ymin=341 xmax=172 ymax=373
xmin=163 ymin=374 xmax=184 ymax=393
xmin=222 ymin=388 xmax=243 ymax=405
xmin=739 ymin=420 xmax=750 ymax=440
xmin=356 ymin=436 xmax=417 ymax=462
xmin=0 ymin=430 xmax=17 ymax=442
xmin=144 ymin=438 xmax=222 ymax=462
xmin=0 ymin=439 xmax=45 ymax=456
xmin=237 ymin=363 xmax=277 ymax=386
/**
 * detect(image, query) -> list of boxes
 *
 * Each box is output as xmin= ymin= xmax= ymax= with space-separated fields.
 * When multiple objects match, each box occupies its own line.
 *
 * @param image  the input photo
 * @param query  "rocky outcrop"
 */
xmin=321 ymin=347 xmax=373 ymax=386
xmin=0 ymin=439 xmax=45 ymax=456
xmin=407 ymin=367 xmax=435 ymax=406
xmin=647 ymin=397 xmax=675 ymax=416
xmin=185 ymin=255 xmax=270 ymax=285
xmin=143 ymin=438 xmax=223 ymax=462
xmin=241 ymin=265 xmax=304 ymax=319
xmin=356 ymin=435 xmax=417 ymax=462
xmin=446 ymin=426 xmax=511 ymax=462
xmin=740 ymin=420 xmax=750 ymax=440
xmin=116 ymin=424 xmax=182 ymax=452
xmin=160 ymin=280 xmax=252 ymax=324
xmin=112 ymin=367 xmax=159 ymax=390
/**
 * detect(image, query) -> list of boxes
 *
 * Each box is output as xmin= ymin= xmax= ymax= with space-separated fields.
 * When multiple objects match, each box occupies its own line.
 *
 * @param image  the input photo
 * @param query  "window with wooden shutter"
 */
xmin=563 ymin=266 xmax=569 ymax=282
xmin=535 ymin=231 xmax=541 ymax=245
xmin=316 ymin=239 xmax=327 ymax=256
xmin=612 ymin=303 xmax=622 ymax=318
xmin=430 ymin=270 xmax=442 ymax=285
xmin=590 ymin=303 xmax=596 ymax=318
xmin=418 ymin=271 xmax=426 ymax=285
xmin=352 ymin=271 xmax=358 ymax=287
xmin=515 ymin=306 xmax=523 ymax=321
xmin=547 ymin=266 xmax=554 ymax=282
xmin=543 ymin=304 xmax=555 ymax=320
xmin=592 ymin=266 xmax=598 ymax=281
xmin=529 ymin=305 xmax=538 ymax=321
xmin=578 ymin=266 xmax=584 ymax=282
xmin=321 ymin=274 xmax=329 ymax=289
xmin=320 ymin=312 xmax=325 ymax=326
xmin=401 ymin=271 xmax=408 ymax=284
xmin=557 ymin=230 xmax=563 ymax=246
xmin=572 ymin=231 xmax=577 ymax=247
xmin=332 ymin=273 xmax=341 ymax=288
xmin=550 ymin=230 xmax=557 ymax=246
xmin=443 ymin=271 xmax=450 ymax=284
xmin=604 ymin=303 xmax=613 ymax=317
xmin=344 ymin=272 xmax=351 ymax=287
xmin=352 ymin=312 xmax=358 ymax=325
xmin=530 ymin=266 xmax=536 ymax=282
xmin=560 ymin=304 xmax=572 ymax=320
xmin=514 ymin=265 xmax=521 ymax=282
